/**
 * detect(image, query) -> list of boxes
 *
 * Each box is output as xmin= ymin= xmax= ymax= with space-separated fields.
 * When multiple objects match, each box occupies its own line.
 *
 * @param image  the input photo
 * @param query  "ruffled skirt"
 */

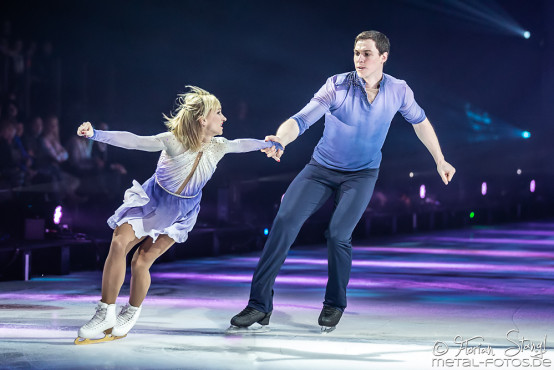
xmin=107 ymin=175 xmax=201 ymax=243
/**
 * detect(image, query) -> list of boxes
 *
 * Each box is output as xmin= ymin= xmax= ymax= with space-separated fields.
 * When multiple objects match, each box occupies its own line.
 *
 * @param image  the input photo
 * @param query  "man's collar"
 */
xmin=355 ymin=71 xmax=385 ymax=89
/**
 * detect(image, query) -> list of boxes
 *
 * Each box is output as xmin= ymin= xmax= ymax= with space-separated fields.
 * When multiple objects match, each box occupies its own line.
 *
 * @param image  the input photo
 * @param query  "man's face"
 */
xmin=353 ymin=39 xmax=388 ymax=80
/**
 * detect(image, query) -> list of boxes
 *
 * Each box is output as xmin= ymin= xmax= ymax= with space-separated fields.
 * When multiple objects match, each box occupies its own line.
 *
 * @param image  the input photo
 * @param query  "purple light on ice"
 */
xmin=419 ymin=184 xmax=426 ymax=199
xmin=530 ymin=180 xmax=536 ymax=193
xmin=53 ymin=205 xmax=62 ymax=225
xmin=481 ymin=182 xmax=487 ymax=196
xmin=3 ymin=277 xmax=554 ymax=304
xmin=149 ymin=272 xmax=338 ymax=286
xmin=287 ymin=258 xmax=552 ymax=273
xmin=475 ymin=229 xmax=554 ymax=237
xmin=417 ymin=236 xmax=554 ymax=246
xmin=0 ymin=293 xmax=312 ymax=309
xmin=354 ymin=246 xmax=554 ymax=259
xmin=232 ymin=257 xmax=552 ymax=274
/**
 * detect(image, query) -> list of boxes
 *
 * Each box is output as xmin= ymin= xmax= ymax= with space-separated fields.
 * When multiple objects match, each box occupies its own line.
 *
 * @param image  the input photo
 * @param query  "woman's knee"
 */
xmin=110 ymin=224 xmax=138 ymax=255
xmin=109 ymin=237 xmax=129 ymax=255
xmin=131 ymin=251 xmax=155 ymax=271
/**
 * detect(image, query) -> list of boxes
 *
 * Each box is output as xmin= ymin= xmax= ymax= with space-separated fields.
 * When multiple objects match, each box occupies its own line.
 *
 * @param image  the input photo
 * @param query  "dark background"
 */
xmin=1 ymin=0 xmax=552 ymax=245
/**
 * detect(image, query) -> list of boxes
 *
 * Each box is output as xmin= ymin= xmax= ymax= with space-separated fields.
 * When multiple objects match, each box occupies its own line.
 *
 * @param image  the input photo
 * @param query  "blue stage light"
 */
xmin=264 ymin=228 xmax=269 ymax=235
xmin=522 ymin=131 xmax=531 ymax=139
xmin=523 ymin=31 xmax=530 ymax=39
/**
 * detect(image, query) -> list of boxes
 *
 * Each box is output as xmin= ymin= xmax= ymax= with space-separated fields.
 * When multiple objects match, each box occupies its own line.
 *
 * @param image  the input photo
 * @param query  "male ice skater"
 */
xmin=231 ymin=30 xmax=456 ymax=331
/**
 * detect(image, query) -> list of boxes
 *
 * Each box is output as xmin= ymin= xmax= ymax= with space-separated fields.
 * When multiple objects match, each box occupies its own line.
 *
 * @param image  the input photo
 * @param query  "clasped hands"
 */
xmin=261 ymin=135 xmax=284 ymax=162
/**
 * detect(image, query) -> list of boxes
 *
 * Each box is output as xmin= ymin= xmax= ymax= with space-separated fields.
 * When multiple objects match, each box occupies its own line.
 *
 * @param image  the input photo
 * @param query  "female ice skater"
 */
xmin=75 ymin=86 xmax=282 ymax=344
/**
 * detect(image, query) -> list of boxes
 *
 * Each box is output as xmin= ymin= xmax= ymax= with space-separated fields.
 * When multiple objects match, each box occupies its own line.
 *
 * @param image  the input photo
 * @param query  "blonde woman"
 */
xmin=75 ymin=86 xmax=282 ymax=344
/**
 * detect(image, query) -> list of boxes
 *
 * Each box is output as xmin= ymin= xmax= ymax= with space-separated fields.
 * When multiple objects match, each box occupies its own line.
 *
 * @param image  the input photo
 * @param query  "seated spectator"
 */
xmin=91 ymin=122 xmax=127 ymax=199
xmin=92 ymin=122 xmax=127 ymax=176
xmin=39 ymin=115 xmax=80 ymax=202
xmin=41 ymin=115 xmax=68 ymax=165
xmin=0 ymin=119 xmax=23 ymax=188
xmin=12 ymin=121 xmax=34 ymax=184
xmin=1 ymin=98 xmax=19 ymax=121
xmin=21 ymin=115 xmax=58 ymax=187
xmin=23 ymin=116 xmax=43 ymax=159
xmin=66 ymin=132 xmax=95 ymax=176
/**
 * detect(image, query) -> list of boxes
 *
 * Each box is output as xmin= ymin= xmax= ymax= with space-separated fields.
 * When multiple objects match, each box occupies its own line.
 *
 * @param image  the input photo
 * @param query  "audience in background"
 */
xmin=91 ymin=122 xmax=127 ymax=198
xmin=0 ymin=120 xmax=22 ymax=188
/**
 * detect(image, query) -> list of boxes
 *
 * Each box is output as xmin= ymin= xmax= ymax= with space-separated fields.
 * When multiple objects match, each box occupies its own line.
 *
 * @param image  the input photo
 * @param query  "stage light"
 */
xmin=517 ymin=169 xmax=522 ymax=175
xmin=521 ymin=131 xmax=531 ymax=139
xmin=481 ymin=182 xmax=487 ymax=196
xmin=530 ymin=180 xmax=536 ymax=193
xmin=416 ymin=2 xmax=528 ymax=44
xmin=53 ymin=206 xmax=63 ymax=225
xmin=409 ymin=172 xmax=414 ymax=178
xmin=470 ymin=212 xmax=475 ymax=219
xmin=419 ymin=185 xmax=426 ymax=199
xmin=264 ymin=228 xmax=269 ymax=235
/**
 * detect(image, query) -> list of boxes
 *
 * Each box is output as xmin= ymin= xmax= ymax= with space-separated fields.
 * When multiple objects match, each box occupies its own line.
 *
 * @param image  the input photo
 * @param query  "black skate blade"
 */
xmin=225 ymin=325 xmax=270 ymax=335
xmin=320 ymin=326 xmax=336 ymax=334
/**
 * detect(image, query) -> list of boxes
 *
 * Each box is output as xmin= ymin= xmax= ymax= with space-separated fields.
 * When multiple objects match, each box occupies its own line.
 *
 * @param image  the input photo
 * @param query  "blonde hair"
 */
xmin=163 ymin=85 xmax=221 ymax=151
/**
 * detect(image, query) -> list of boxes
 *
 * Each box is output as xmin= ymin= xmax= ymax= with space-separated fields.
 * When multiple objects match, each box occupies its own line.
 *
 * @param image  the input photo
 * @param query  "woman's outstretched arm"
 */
xmin=222 ymin=138 xmax=284 ymax=154
xmin=77 ymin=121 xmax=169 ymax=152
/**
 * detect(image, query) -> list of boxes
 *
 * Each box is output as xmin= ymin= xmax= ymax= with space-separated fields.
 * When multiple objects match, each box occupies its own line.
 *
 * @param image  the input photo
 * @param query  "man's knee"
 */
xmin=324 ymin=227 xmax=352 ymax=246
xmin=272 ymin=209 xmax=301 ymax=229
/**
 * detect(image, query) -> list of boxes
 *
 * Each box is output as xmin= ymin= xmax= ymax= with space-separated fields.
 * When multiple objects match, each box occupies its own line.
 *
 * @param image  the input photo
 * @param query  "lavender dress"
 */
xmin=89 ymin=130 xmax=277 ymax=243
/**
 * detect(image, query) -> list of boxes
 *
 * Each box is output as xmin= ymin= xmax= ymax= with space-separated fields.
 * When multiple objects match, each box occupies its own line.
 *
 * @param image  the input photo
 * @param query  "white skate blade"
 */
xmin=225 ymin=325 xmax=270 ymax=335
xmin=320 ymin=326 xmax=336 ymax=334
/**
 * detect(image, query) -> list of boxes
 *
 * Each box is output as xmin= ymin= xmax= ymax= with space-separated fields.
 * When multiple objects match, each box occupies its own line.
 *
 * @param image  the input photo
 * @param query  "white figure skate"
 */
xmin=111 ymin=303 xmax=142 ymax=337
xmin=75 ymin=301 xmax=123 ymax=345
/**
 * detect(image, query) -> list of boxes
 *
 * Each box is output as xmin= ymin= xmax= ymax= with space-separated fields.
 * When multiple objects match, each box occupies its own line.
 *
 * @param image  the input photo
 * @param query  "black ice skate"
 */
xmin=226 ymin=307 xmax=272 ymax=334
xmin=318 ymin=305 xmax=343 ymax=333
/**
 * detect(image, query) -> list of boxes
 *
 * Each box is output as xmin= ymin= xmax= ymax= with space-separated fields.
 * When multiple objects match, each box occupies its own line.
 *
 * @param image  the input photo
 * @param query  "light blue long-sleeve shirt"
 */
xmin=292 ymin=71 xmax=426 ymax=171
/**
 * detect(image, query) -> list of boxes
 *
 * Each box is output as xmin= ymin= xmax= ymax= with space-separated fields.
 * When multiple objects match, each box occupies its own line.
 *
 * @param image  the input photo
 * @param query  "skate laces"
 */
xmin=323 ymin=306 xmax=334 ymax=315
xmin=116 ymin=304 xmax=138 ymax=325
xmin=83 ymin=305 xmax=107 ymax=329
xmin=322 ymin=305 xmax=339 ymax=317
xmin=238 ymin=307 xmax=258 ymax=316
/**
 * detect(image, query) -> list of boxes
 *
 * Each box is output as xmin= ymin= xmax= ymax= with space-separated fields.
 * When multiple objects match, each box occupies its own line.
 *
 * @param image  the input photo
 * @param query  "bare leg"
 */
xmin=129 ymin=234 xmax=175 ymax=307
xmin=101 ymin=223 xmax=146 ymax=304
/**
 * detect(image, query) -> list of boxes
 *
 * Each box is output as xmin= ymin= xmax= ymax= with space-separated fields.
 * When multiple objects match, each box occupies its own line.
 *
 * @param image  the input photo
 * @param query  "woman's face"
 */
xmin=203 ymin=107 xmax=226 ymax=136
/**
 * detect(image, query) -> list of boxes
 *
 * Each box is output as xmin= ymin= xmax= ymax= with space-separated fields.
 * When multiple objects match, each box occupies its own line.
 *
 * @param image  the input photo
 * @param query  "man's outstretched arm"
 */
xmin=262 ymin=77 xmax=335 ymax=162
xmin=412 ymin=118 xmax=456 ymax=185
xmin=261 ymin=118 xmax=300 ymax=161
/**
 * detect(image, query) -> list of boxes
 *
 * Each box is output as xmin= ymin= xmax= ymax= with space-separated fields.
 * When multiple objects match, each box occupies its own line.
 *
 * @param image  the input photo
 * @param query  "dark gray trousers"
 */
xmin=248 ymin=158 xmax=379 ymax=312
